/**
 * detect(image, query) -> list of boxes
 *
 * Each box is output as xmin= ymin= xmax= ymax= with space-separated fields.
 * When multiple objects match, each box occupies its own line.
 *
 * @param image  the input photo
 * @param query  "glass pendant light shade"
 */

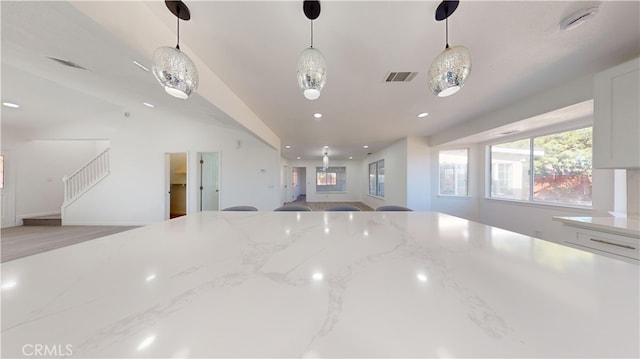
xmin=428 ymin=45 xmax=471 ymax=97
xmin=297 ymin=47 xmax=326 ymax=101
xmin=152 ymin=46 xmax=199 ymax=99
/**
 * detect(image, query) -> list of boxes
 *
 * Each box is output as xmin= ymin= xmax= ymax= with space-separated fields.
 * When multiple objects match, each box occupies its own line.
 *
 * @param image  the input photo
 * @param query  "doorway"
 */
xmin=197 ymin=152 xmax=220 ymax=211
xmin=294 ymin=167 xmax=306 ymax=201
xmin=165 ymin=153 xmax=187 ymax=219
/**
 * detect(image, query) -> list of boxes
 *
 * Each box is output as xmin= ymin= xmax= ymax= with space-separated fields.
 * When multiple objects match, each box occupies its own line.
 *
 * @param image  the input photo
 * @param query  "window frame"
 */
xmin=368 ymin=159 xmax=384 ymax=198
xmin=438 ymin=148 xmax=469 ymax=197
xmin=315 ymin=166 xmax=346 ymax=193
xmin=487 ymin=126 xmax=593 ymax=208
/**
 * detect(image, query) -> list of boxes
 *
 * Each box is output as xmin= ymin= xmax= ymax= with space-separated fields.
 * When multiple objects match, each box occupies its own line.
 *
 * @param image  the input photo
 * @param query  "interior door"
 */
xmin=282 ymin=164 xmax=290 ymax=204
xmin=199 ymin=152 xmax=219 ymax=211
xmin=1 ymin=152 xmax=15 ymax=228
xmin=166 ymin=153 xmax=188 ymax=219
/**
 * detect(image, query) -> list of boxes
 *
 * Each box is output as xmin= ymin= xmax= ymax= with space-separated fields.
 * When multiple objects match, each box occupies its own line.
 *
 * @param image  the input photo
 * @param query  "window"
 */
xmin=490 ymin=138 xmax=530 ymax=201
xmin=533 ymin=128 xmax=592 ymax=205
xmin=316 ymin=166 xmax=346 ymax=192
xmin=490 ymin=127 xmax=592 ymax=206
xmin=439 ymin=149 xmax=468 ymax=196
xmin=369 ymin=160 xmax=384 ymax=197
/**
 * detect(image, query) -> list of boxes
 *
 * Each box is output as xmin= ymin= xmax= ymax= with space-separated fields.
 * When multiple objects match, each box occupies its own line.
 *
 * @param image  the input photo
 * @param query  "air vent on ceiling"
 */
xmin=499 ymin=129 xmax=520 ymax=136
xmin=47 ymin=57 xmax=87 ymax=70
xmin=560 ymin=5 xmax=599 ymax=31
xmin=385 ymin=72 xmax=418 ymax=82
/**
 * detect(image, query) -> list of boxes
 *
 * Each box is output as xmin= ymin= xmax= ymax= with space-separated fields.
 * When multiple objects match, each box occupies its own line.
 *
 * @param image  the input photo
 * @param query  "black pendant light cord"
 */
xmin=310 ymin=20 xmax=314 ymax=48
xmin=445 ymin=17 xmax=449 ymax=49
xmin=176 ymin=7 xmax=180 ymax=50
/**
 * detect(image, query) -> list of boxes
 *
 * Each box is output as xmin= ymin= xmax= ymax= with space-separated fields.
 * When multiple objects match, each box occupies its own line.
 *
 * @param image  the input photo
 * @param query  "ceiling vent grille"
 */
xmin=47 ymin=57 xmax=87 ymax=70
xmin=385 ymin=72 xmax=418 ymax=82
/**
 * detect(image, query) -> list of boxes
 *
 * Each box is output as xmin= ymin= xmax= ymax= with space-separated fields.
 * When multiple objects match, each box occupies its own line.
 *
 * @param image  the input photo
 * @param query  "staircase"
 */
xmin=62 ymin=148 xmax=111 ymax=209
xmin=22 ymin=214 xmax=62 ymax=226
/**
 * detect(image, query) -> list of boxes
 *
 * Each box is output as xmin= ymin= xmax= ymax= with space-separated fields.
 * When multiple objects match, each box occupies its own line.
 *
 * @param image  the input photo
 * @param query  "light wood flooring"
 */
xmin=1 ymin=225 xmax=138 ymax=263
xmin=1 ymin=197 xmax=371 ymax=263
xmin=287 ymin=195 xmax=374 ymax=211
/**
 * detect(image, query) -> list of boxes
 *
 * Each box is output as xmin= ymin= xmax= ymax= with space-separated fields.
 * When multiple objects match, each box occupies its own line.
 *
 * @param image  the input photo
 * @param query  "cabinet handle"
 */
xmin=590 ymin=238 xmax=636 ymax=250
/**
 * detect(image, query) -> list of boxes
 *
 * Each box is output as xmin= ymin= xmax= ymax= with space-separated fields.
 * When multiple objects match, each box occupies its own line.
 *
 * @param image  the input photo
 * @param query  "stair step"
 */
xmin=23 ymin=215 xmax=62 ymax=226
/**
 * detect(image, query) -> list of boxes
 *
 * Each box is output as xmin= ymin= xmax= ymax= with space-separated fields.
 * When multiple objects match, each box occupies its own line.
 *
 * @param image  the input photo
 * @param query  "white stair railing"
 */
xmin=63 ymin=148 xmax=110 ymax=206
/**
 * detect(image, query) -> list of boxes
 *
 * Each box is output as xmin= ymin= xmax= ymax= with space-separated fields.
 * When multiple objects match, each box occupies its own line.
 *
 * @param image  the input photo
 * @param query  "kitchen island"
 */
xmin=2 ymin=211 xmax=638 ymax=358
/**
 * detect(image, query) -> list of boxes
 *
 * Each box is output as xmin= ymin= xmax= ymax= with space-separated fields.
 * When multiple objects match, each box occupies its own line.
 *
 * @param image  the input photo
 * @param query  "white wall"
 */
xmin=361 ymin=139 xmax=408 ymax=210
xmin=0 ymin=130 xmax=109 ymax=227
xmin=429 ymin=151 xmax=614 ymax=244
xmin=429 ymin=74 xmax=594 ymax=147
xmin=406 ymin=136 xmax=431 ymax=211
xmin=289 ymin=159 xmax=362 ymax=203
xmin=72 ymin=1 xmax=281 ymax=151
xmin=429 ymin=120 xmax=616 ymax=245
xmin=355 ymin=70 xmax=623 ymax=244
xmin=11 ymin=107 xmax=281 ymax=226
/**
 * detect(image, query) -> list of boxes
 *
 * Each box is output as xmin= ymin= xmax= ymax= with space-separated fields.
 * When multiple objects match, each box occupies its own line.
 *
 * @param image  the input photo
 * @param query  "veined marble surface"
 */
xmin=2 ymin=211 xmax=638 ymax=358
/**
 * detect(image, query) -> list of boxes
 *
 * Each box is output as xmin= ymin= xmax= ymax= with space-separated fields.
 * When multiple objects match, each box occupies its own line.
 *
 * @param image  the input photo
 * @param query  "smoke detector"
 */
xmin=560 ymin=5 xmax=599 ymax=31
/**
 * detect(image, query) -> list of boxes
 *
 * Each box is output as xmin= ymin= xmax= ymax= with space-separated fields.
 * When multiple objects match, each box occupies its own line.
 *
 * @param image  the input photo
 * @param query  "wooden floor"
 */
xmin=288 ymin=195 xmax=374 ymax=211
xmin=1 ymin=197 xmax=371 ymax=263
xmin=1 ymin=225 xmax=138 ymax=263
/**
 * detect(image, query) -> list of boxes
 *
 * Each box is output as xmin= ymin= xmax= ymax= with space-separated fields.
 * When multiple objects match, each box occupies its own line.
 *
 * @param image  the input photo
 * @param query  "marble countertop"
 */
xmin=2 ymin=211 xmax=638 ymax=358
xmin=554 ymin=215 xmax=640 ymax=238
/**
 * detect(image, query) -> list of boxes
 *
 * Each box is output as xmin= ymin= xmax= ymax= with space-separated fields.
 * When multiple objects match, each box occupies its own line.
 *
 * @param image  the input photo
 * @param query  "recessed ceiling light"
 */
xmin=363 ymin=145 xmax=369 ymax=149
xmin=417 ymin=112 xmax=429 ymax=118
xmin=2 ymin=102 xmax=20 ymax=108
xmin=285 ymin=145 xmax=292 ymax=149
xmin=349 ymin=156 xmax=353 ymax=160
xmin=133 ymin=60 xmax=150 ymax=72
xmin=143 ymin=102 xmax=155 ymax=108
xmin=323 ymin=145 xmax=329 ymax=149
xmin=313 ymin=113 xmax=322 ymax=119
xmin=297 ymin=156 xmax=301 ymax=160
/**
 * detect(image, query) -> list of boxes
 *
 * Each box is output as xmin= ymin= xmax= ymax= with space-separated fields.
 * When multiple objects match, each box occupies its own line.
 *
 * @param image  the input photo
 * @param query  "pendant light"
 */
xmin=152 ymin=0 xmax=199 ymax=99
xmin=428 ymin=0 xmax=471 ymax=97
xmin=297 ymin=1 xmax=326 ymax=101
xmin=322 ymin=149 xmax=329 ymax=170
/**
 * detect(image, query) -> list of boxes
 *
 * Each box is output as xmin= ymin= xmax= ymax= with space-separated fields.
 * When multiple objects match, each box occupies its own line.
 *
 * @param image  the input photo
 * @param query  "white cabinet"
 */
xmin=554 ymin=216 xmax=639 ymax=264
xmin=593 ymin=57 xmax=640 ymax=169
xmin=565 ymin=228 xmax=638 ymax=263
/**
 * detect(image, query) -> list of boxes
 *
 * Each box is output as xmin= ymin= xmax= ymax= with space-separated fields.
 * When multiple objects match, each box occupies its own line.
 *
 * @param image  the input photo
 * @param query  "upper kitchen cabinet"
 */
xmin=593 ymin=57 xmax=640 ymax=169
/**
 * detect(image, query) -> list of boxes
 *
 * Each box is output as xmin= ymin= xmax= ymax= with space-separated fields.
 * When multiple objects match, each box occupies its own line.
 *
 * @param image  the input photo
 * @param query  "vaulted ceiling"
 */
xmin=2 ymin=1 xmax=639 ymax=161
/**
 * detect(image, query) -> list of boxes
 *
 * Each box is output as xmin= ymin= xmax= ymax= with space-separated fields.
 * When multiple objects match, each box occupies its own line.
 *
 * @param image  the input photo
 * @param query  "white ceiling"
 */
xmin=2 ymin=1 xmax=639 ymax=160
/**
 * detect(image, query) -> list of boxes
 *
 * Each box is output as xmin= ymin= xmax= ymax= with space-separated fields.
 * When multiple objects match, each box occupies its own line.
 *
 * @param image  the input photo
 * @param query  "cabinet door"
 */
xmin=593 ymin=58 xmax=640 ymax=168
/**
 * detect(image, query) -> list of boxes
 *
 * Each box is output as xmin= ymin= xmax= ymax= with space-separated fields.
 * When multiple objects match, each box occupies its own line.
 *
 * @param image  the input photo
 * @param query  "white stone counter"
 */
xmin=1 ymin=211 xmax=638 ymax=358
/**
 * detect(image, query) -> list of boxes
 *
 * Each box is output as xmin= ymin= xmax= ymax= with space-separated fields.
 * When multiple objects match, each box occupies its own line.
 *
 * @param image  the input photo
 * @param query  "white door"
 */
xmin=1 ymin=152 xmax=16 ymax=228
xmin=199 ymin=152 xmax=219 ymax=211
xmin=282 ymin=164 xmax=291 ymax=203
